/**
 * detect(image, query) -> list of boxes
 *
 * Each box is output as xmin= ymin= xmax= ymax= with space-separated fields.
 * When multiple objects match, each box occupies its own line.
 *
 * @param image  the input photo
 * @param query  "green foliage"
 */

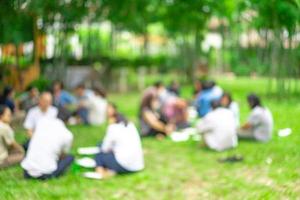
xmin=28 ymin=76 xmax=52 ymax=91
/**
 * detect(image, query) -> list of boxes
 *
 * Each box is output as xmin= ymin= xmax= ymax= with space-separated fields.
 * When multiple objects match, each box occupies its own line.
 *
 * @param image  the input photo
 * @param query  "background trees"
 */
xmin=0 ymin=0 xmax=299 ymax=93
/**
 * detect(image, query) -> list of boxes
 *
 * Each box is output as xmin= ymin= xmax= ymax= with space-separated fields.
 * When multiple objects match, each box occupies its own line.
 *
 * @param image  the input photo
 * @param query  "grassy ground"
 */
xmin=1 ymin=78 xmax=300 ymax=200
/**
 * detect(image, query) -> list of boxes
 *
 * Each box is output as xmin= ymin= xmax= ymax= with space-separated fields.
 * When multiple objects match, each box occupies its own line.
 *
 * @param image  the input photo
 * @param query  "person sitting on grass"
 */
xmin=238 ymin=94 xmax=273 ymax=142
xmin=139 ymin=94 xmax=175 ymax=138
xmin=0 ymin=105 xmax=24 ymax=168
xmin=23 ymin=92 xmax=58 ymax=150
xmin=91 ymin=103 xmax=144 ymax=178
xmin=21 ymin=117 xmax=74 ymax=180
xmin=220 ymin=92 xmax=240 ymax=128
xmin=196 ymin=100 xmax=238 ymax=151
xmin=196 ymin=80 xmax=223 ymax=117
xmin=18 ymin=86 xmax=39 ymax=112
xmin=0 ymin=86 xmax=16 ymax=113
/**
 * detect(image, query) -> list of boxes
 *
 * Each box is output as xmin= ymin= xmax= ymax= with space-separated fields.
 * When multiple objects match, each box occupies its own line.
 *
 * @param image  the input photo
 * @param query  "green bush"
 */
xmin=28 ymin=77 xmax=52 ymax=91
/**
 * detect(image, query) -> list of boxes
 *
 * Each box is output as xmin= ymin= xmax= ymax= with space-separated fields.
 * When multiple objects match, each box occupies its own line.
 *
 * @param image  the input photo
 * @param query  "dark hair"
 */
xmin=53 ymin=81 xmax=64 ymax=90
xmin=211 ymin=99 xmax=220 ymax=110
xmin=247 ymin=93 xmax=261 ymax=109
xmin=202 ymin=80 xmax=215 ymax=90
xmin=154 ymin=81 xmax=163 ymax=88
xmin=140 ymin=93 xmax=155 ymax=113
xmin=110 ymin=103 xmax=128 ymax=126
xmin=0 ymin=86 xmax=14 ymax=104
xmin=76 ymin=84 xmax=85 ymax=90
xmin=222 ymin=92 xmax=232 ymax=106
xmin=93 ymin=87 xmax=106 ymax=98
xmin=0 ymin=105 xmax=8 ymax=116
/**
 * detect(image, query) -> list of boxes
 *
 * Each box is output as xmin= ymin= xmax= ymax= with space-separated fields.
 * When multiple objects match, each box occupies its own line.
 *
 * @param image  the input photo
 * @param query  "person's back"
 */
xmin=249 ymin=106 xmax=273 ymax=142
xmin=21 ymin=118 xmax=73 ymax=177
xmin=197 ymin=88 xmax=221 ymax=117
xmin=197 ymin=107 xmax=237 ymax=151
xmin=23 ymin=105 xmax=58 ymax=132
xmin=102 ymin=122 xmax=144 ymax=171
xmin=87 ymin=95 xmax=107 ymax=125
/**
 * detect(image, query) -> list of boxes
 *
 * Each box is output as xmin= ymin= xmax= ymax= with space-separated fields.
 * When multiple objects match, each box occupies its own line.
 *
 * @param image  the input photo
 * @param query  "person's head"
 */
xmin=92 ymin=86 xmax=106 ymax=98
xmin=38 ymin=92 xmax=53 ymax=112
xmin=170 ymin=81 xmax=179 ymax=89
xmin=107 ymin=103 xmax=128 ymax=126
xmin=202 ymin=80 xmax=215 ymax=90
xmin=247 ymin=93 xmax=261 ymax=109
xmin=141 ymin=93 xmax=160 ymax=112
xmin=53 ymin=81 xmax=64 ymax=93
xmin=211 ymin=99 xmax=221 ymax=110
xmin=194 ymin=79 xmax=202 ymax=91
xmin=2 ymin=86 xmax=14 ymax=99
xmin=220 ymin=92 xmax=232 ymax=107
xmin=0 ymin=105 xmax=12 ymax=124
xmin=27 ymin=86 xmax=39 ymax=98
xmin=74 ymin=84 xmax=86 ymax=97
xmin=154 ymin=81 xmax=164 ymax=89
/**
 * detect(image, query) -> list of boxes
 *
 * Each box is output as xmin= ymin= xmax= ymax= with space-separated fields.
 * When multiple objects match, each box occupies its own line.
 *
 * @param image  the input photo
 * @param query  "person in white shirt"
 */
xmin=197 ymin=100 xmax=238 ymax=151
xmin=94 ymin=103 xmax=144 ymax=178
xmin=238 ymin=94 xmax=273 ymax=142
xmin=220 ymin=92 xmax=240 ymax=128
xmin=83 ymin=87 xmax=107 ymax=126
xmin=23 ymin=92 xmax=58 ymax=137
xmin=21 ymin=117 xmax=74 ymax=180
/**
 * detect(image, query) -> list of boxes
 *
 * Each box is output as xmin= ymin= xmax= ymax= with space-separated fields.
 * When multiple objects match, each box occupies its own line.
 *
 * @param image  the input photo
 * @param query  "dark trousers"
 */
xmin=24 ymin=155 xmax=74 ymax=180
xmin=95 ymin=152 xmax=130 ymax=174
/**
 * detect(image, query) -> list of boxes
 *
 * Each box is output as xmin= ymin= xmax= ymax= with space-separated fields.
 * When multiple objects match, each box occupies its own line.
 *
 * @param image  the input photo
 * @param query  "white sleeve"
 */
xmin=62 ymin=130 xmax=73 ymax=154
xmin=101 ymin=126 xmax=115 ymax=152
xmin=248 ymin=109 xmax=261 ymax=126
xmin=23 ymin=110 xmax=35 ymax=130
xmin=197 ymin=116 xmax=213 ymax=134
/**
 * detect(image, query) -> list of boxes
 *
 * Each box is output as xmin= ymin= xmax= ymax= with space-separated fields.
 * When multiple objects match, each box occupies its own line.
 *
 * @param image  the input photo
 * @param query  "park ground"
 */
xmin=1 ymin=77 xmax=300 ymax=200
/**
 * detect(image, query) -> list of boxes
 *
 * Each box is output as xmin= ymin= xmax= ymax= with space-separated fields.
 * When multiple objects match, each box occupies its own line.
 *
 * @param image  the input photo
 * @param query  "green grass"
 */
xmin=1 ymin=77 xmax=300 ymax=200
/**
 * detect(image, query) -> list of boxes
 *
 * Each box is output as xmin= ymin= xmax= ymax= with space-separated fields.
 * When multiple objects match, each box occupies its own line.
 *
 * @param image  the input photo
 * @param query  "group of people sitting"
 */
xmin=140 ymin=80 xmax=274 ymax=151
xmin=0 ymin=82 xmax=144 ymax=180
xmin=0 ymin=78 xmax=274 ymax=180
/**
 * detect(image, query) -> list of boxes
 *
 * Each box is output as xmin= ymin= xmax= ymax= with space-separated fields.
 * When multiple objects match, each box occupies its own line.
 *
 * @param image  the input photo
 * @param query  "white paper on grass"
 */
xmin=77 ymin=147 xmax=101 ymax=155
xmin=278 ymin=128 xmax=292 ymax=137
xmin=83 ymin=172 xmax=103 ymax=180
xmin=76 ymin=157 xmax=97 ymax=168
xmin=170 ymin=128 xmax=199 ymax=142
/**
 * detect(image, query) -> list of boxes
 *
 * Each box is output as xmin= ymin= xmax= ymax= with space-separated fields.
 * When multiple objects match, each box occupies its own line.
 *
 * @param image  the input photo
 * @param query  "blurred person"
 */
xmin=21 ymin=117 xmax=74 ymax=180
xmin=139 ymin=94 xmax=175 ymax=137
xmin=82 ymin=87 xmax=108 ymax=126
xmin=52 ymin=81 xmax=76 ymax=108
xmin=19 ymin=86 xmax=39 ymax=112
xmin=23 ymin=92 xmax=58 ymax=138
xmin=167 ymin=81 xmax=180 ymax=97
xmin=196 ymin=80 xmax=223 ymax=117
xmin=238 ymin=94 xmax=273 ymax=142
xmin=0 ymin=86 xmax=16 ymax=113
xmin=91 ymin=103 xmax=144 ymax=178
xmin=220 ymin=92 xmax=240 ymax=127
xmin=74 ymin=84 xmax=92 ymax=124
xmin=197 ymin=100 xmax=237 ymax=151
xmin=193 ymin=79 xmax=203 ymax=99
xmin=0 ymin=105 xmax=24 ymax=168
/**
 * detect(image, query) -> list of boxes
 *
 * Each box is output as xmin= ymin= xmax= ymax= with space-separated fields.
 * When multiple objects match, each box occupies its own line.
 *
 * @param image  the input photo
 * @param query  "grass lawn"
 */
xmin=1 ymin=77 xmax=300 ymax=200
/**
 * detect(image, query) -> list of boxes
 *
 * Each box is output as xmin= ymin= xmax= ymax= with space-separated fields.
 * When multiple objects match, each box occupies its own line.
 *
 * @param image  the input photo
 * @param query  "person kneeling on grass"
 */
xmin=139 ymin=94 xmax=175 ymax=138
xmin=92 ymin=103 xmax=144 ymax=178
xmin=196 ymin=100 xmax=238 ymax=151
xmin=0 ymin=105 xmax=24 ymax=168
xmin=238 ymin=93 xmax=273 ymax=142
xmin=21 ymin=117 xmax=74 ymax=180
